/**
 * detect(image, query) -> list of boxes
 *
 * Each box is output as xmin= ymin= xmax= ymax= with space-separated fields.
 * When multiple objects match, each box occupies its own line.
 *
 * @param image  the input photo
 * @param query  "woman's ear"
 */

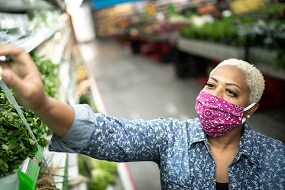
xmin=246 ymin=103 xmax=259 ymax=116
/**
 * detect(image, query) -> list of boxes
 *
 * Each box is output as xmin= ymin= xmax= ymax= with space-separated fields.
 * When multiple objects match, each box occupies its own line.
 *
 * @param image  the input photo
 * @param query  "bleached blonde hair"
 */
xmin=210 ymin=58 xmax=265 ymax=104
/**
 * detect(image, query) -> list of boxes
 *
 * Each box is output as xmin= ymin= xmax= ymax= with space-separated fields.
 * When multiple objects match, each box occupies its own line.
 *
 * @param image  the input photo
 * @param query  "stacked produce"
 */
xmin=179 ymin=3 xmax=285 ymax=69
xmin=180 ymin=16 xmax=252 ymax=47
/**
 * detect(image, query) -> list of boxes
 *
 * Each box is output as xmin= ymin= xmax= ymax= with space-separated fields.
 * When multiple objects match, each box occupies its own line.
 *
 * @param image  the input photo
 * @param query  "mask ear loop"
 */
xmin=244 ymin=102 xmax=256 ymax=112
xmin=242 ymin=102 xmax=256 ymax=123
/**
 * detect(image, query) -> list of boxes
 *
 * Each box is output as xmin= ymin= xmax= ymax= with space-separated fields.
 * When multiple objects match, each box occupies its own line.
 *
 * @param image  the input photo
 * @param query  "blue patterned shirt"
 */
xmin=49 ymin=104 xmax=285 ymax=190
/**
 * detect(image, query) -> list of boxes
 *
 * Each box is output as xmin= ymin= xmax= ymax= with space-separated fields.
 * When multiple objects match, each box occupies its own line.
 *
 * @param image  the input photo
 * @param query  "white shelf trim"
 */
xmin=12 ymin=24 xmax=63 ymax=53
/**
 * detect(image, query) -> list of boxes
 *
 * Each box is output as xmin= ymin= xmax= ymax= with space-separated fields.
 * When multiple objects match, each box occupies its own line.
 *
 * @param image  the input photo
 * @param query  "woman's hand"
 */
xmin=0 ymin=44 xmax=74 ymax=137
xmin=0 ymin=44 xmax=47 ymax=112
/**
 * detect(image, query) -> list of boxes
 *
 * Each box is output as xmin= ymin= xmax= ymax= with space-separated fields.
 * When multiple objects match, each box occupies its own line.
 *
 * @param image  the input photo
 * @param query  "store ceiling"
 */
xmin=90 ymin=0 xmax=143 ymax=9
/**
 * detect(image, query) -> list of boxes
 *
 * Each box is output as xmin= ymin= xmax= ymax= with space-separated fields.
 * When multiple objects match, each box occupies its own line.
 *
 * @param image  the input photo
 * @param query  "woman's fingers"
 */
xmin=0 ymin=44 xmax=45 ymax=110
xmin=0 ymin=44 xmax=33 ymax=70
xmin=0 ymin=44 xmax=25 ymax=64
xmin=0 ymin=44 xmax=38 ymax=76
xmin=2 ymin=68 xmax=26 ymax=95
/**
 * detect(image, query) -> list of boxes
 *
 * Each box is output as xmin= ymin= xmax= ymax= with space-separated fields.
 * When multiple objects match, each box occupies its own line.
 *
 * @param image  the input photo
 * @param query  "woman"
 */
xmin=0 ymin=44 xmax=284 ymax=189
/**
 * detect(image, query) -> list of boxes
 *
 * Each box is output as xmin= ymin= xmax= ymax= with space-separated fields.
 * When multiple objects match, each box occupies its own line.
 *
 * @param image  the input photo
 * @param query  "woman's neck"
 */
xmin=208 ymin=126 xmax=242 ymax=150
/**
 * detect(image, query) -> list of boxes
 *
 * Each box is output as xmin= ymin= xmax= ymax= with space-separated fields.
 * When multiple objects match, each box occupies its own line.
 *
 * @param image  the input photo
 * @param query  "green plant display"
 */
xmin=33 ymin=53 xmax=60 ymax=98
xmin=165 ymin=4 xmax=177 ymax=16
xmin=78 ymin=155 xmax=118 ymax=190
xmin=180 ymin=16 xmax=257 ymax=47
xmin=0 ymin=54 xmax=59 ymax=178
xmin=180 ymin=15 xmax=285 ymax=69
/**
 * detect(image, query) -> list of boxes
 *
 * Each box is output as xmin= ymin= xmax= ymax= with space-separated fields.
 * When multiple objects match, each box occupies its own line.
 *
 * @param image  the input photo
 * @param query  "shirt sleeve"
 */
xmin=48 ymin=104 xmax=180 ymax=163
xmin=48 ymin=104 xmax=96 ymax=153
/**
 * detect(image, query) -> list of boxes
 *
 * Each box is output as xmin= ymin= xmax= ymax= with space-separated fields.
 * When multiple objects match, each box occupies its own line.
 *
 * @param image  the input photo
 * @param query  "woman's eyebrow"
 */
xmin=209 ymin=77 xmax=218 ymax=82
xmin=225 ymin=83 xmax=241 ymax=89
xmin=210 ymin=77 xmax=241 ymax=89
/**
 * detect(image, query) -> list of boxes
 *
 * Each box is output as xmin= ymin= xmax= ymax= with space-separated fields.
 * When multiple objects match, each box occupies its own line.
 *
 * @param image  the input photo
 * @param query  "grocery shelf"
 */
xmin=0 ymin=20 xmax=72 ymax=190
xmin=38 ymin=27 xmax=71 ymax=64
xmin=177 ymin=37 xmax=244 ymax=60
xmin=18 ymin=146 xmax=44 ymax=189
xmin=177 ymin=37 xmax=285 ymax=81
xmin=248 ymin=47 xmax=285 ymax=80
xmin=138 ymin=32 xmax=173 ymax=42
xmin=0 ymin=2 xmax=70 ymax=190
xmin=255 ymin=63 xmax=285 ymax=81
xmin=12 ymin=24 xmax=64 ymax=53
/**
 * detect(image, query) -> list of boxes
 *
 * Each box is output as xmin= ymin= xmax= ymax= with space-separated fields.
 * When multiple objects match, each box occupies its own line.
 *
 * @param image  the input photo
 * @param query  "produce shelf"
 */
xmin=12 ymin=24 xmax=64 ymax=53
xmin=248 ymin=47 xmax=285 ymax=80
xmin=177 ymin=37 xmax=244 ymax=60
xmin=138 ymin=32 xmax=172 ymax=42
xmin=177 ymin=37 xmax=285 ymax=81
xmin=0 ymin=2 xmax=69 ymax=190
xmin=3 ymin=146 xmax=44 ymax=190
xmin=0 ymin=20 xmax=71 ymax=190
xmin=255 ymin=62 xmax=285 ymax=81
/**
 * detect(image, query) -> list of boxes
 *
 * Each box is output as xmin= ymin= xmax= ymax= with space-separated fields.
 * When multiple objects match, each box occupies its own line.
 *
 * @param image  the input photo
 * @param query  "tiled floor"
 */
xmin=78 ymin=39 xmax=285 ymax=190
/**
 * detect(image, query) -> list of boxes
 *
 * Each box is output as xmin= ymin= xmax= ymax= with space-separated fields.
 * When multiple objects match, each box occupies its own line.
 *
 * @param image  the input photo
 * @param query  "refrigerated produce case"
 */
xmin=0 ymin=0 xmax=83 ymax=189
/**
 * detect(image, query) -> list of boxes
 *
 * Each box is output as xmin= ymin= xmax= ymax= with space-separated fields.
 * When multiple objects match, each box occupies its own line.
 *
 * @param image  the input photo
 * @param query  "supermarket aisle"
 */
xmin=78 ymin=39 xmax=285 ymax=190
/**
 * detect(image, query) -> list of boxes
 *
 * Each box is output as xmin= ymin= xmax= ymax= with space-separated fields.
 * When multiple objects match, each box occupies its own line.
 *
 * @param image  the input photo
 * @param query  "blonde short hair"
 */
xmin=210 ymin=58 xmax=265 ymax=104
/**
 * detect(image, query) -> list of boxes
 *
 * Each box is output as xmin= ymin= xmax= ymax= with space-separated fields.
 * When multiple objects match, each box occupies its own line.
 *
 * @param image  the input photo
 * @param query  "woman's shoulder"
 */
xmin=252 ymin=130 xmax=284 ymax=150
xmin=241 ymin=125 xmax=285 ymax=172
xmin=249 ymin=129 xmax=285 ymax=164
xmin=244 ymin=123 xmax=284 ymax=150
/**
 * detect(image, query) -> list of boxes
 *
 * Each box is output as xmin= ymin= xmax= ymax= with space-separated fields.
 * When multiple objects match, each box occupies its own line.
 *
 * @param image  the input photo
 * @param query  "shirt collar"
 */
xmin=188 ymin=119 xmax=262 ymax=167
xmin=188 ymin=118 xmax=207 ymax=145
xmin=235 ymin=123 xmax=262 ymax=167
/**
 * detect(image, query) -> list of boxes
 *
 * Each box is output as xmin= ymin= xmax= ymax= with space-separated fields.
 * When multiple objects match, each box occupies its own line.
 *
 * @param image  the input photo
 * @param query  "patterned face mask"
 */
xmin=195 ymin=91 xmax=255 ymax=137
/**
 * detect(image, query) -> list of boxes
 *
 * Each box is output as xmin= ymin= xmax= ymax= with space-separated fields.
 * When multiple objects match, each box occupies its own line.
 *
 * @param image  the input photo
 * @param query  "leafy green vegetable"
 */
xmin=78 ymin=155 xmax=118 ymax=190
xmin=91 ymin=168 xmax=117 ymax=190
xmin=165 ymin=4 xmax=177 ymax=16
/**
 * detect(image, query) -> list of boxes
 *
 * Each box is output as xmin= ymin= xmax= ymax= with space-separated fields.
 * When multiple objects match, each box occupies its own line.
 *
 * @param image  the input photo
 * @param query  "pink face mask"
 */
xmin=195 ymin=91 xmax=255 ymax=137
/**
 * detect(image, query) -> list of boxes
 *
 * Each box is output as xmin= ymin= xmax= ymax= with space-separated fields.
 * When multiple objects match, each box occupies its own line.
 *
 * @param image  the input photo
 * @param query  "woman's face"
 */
xmin=202 ymin=64 xmax=250 ymax=108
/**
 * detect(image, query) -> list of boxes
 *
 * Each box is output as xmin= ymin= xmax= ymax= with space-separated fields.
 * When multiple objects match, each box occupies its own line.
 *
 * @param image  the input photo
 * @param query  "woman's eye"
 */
xmin=205 ymin=83 xmax=215 ymax=88
xmin=226 ymin=89 xmax=238 ymax=97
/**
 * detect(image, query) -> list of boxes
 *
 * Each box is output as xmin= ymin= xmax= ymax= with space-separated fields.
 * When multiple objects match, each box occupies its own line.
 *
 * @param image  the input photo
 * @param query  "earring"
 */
xmin=247 ymin=115 xmax=250 ymax=119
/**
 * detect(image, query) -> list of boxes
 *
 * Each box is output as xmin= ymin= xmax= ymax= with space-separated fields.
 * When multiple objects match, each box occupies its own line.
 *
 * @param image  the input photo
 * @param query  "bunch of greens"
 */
xmin=33 ymin=53 xmax=60 ymax=98
xmin=78 ymin=155 xmax=118 ymax=190
xmin=0 ymin=53 xmax=59 ymax=178
xmin=180 ymin=17 xmax=256 ymax=47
